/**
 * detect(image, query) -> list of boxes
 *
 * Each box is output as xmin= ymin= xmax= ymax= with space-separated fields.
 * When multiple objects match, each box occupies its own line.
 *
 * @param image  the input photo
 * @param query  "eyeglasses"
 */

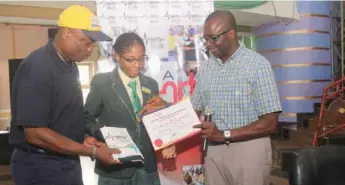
xmin=200 ymin=29 xmax=231 ymax=44
xmin=121 ymin=55 xmax=149 ymax=63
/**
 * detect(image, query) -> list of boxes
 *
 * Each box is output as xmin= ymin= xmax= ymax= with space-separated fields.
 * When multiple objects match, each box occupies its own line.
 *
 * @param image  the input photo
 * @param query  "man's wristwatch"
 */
xmin=223 ymin=130 xmax=231 ymax=145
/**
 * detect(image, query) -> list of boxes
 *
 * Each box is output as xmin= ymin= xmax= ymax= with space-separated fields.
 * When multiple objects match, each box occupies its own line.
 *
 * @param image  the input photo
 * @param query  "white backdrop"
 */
xmin=96 ymin=0 xmax=213 ymax=102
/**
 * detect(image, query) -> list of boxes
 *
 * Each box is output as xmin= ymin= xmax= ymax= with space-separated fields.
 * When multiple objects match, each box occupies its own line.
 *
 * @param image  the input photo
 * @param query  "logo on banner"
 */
xmin=143 ymin=33 xmax=165 ymax=49
xmin=112 ymin=26 xmax=139 ymax=37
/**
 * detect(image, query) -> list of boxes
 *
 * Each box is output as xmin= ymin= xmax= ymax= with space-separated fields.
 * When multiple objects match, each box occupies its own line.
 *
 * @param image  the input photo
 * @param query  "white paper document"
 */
xmin=100 ymin=127 xmax=144 ymax=163
xmin=142 ymin=98 xmax=201 ymax=150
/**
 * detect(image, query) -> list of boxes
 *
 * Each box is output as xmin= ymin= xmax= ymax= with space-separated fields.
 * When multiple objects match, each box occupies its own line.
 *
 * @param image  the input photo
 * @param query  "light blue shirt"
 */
xmin=191 ymin=45 xmax=282 ymax=130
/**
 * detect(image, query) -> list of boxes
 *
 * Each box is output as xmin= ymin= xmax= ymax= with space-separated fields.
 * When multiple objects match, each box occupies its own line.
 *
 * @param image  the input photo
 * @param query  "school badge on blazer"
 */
xmin=142 ymin=86 xmax=151 ymax=94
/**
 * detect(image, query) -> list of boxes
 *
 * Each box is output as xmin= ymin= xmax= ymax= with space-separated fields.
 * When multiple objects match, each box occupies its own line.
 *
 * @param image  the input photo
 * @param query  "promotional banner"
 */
xmin=84 ymin=1 xmax=214 ymax=185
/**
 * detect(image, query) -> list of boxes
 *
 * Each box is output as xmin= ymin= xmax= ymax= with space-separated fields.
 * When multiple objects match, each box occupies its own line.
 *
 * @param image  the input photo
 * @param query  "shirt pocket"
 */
xmin=227 ymin=80 xmax=252 ymax=109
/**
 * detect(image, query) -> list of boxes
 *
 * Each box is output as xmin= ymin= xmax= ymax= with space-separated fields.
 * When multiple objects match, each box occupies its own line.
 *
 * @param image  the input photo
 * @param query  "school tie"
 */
xmin=128 ymin=80 xmax=142 ymax=117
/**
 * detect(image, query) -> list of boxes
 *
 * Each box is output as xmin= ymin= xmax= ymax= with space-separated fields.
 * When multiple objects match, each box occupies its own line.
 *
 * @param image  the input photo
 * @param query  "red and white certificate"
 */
xmin=142 ymin=98 xmax=201 ymax=151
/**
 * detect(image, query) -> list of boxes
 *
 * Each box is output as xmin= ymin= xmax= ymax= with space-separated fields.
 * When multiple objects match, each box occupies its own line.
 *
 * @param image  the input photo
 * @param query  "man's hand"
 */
xmin=84 ymin=136 xmax=122 ymax=165
xmin=193 ymin=121 xmax=225 ymax=142
xmin=139 ymin=96 xmax=166 ymax=116
xmin=84 ymin=136 xmax=104 ymax=148
xmin=95 ymin=146 xmax=122 ymax=165
xmin=161 ymin=145 xmax=176 ymax=159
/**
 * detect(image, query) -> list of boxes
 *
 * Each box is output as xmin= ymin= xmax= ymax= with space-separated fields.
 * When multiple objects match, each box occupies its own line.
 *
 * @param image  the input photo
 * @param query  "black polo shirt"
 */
xmin=9 ymin=41 xmax=86 ymax=149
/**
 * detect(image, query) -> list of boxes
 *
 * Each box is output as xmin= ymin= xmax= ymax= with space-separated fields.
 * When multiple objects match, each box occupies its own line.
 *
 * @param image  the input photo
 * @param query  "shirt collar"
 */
xmin=213 ymin=44 xmax=244 ymax=64
xmin=47 ymin=39 xmax=75 ymax=72
xmin=230 ymin=44 xmax=243 ymax=60
xmin=118 ymin=67 xmax=139 ymax=86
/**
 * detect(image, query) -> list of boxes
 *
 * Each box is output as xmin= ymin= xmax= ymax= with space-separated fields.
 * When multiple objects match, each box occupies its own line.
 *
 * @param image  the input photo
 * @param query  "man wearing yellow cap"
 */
xmin=9 ymin=5 xmax=118 ymax=185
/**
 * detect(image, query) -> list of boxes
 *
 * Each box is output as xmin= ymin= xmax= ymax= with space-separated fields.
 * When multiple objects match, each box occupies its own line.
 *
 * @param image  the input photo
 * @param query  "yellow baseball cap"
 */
xmin=58 ymin=5 xmax=112 ymax=42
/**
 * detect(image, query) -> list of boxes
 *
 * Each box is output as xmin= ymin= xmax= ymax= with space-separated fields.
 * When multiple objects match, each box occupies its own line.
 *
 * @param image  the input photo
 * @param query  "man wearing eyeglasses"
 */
xmin=192 ymin=10 xmax=282 ymax=185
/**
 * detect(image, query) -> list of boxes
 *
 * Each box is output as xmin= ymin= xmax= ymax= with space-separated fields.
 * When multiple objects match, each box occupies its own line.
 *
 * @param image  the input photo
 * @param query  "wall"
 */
xmin=254 ymin=1 xmax=331 ymax=122
xmin=0 ymin=23 xmax=49 ymax=129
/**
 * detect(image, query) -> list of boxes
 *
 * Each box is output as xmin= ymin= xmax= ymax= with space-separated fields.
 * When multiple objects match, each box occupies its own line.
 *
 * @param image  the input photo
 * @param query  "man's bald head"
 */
xmin=202 ymin=10 xmax=240 ymax=62
xmin=205 ymin=10 xmax=237 ymax=32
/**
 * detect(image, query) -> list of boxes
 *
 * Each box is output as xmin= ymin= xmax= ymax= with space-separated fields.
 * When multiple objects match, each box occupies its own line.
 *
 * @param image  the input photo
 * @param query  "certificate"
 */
xmin=142 ymin=98 xmax=201 ymax=150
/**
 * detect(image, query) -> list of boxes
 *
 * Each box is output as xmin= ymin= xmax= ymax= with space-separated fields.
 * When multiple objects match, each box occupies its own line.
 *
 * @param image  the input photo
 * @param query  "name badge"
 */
xmin=142 ymin=87 xmax=151 ymax=94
